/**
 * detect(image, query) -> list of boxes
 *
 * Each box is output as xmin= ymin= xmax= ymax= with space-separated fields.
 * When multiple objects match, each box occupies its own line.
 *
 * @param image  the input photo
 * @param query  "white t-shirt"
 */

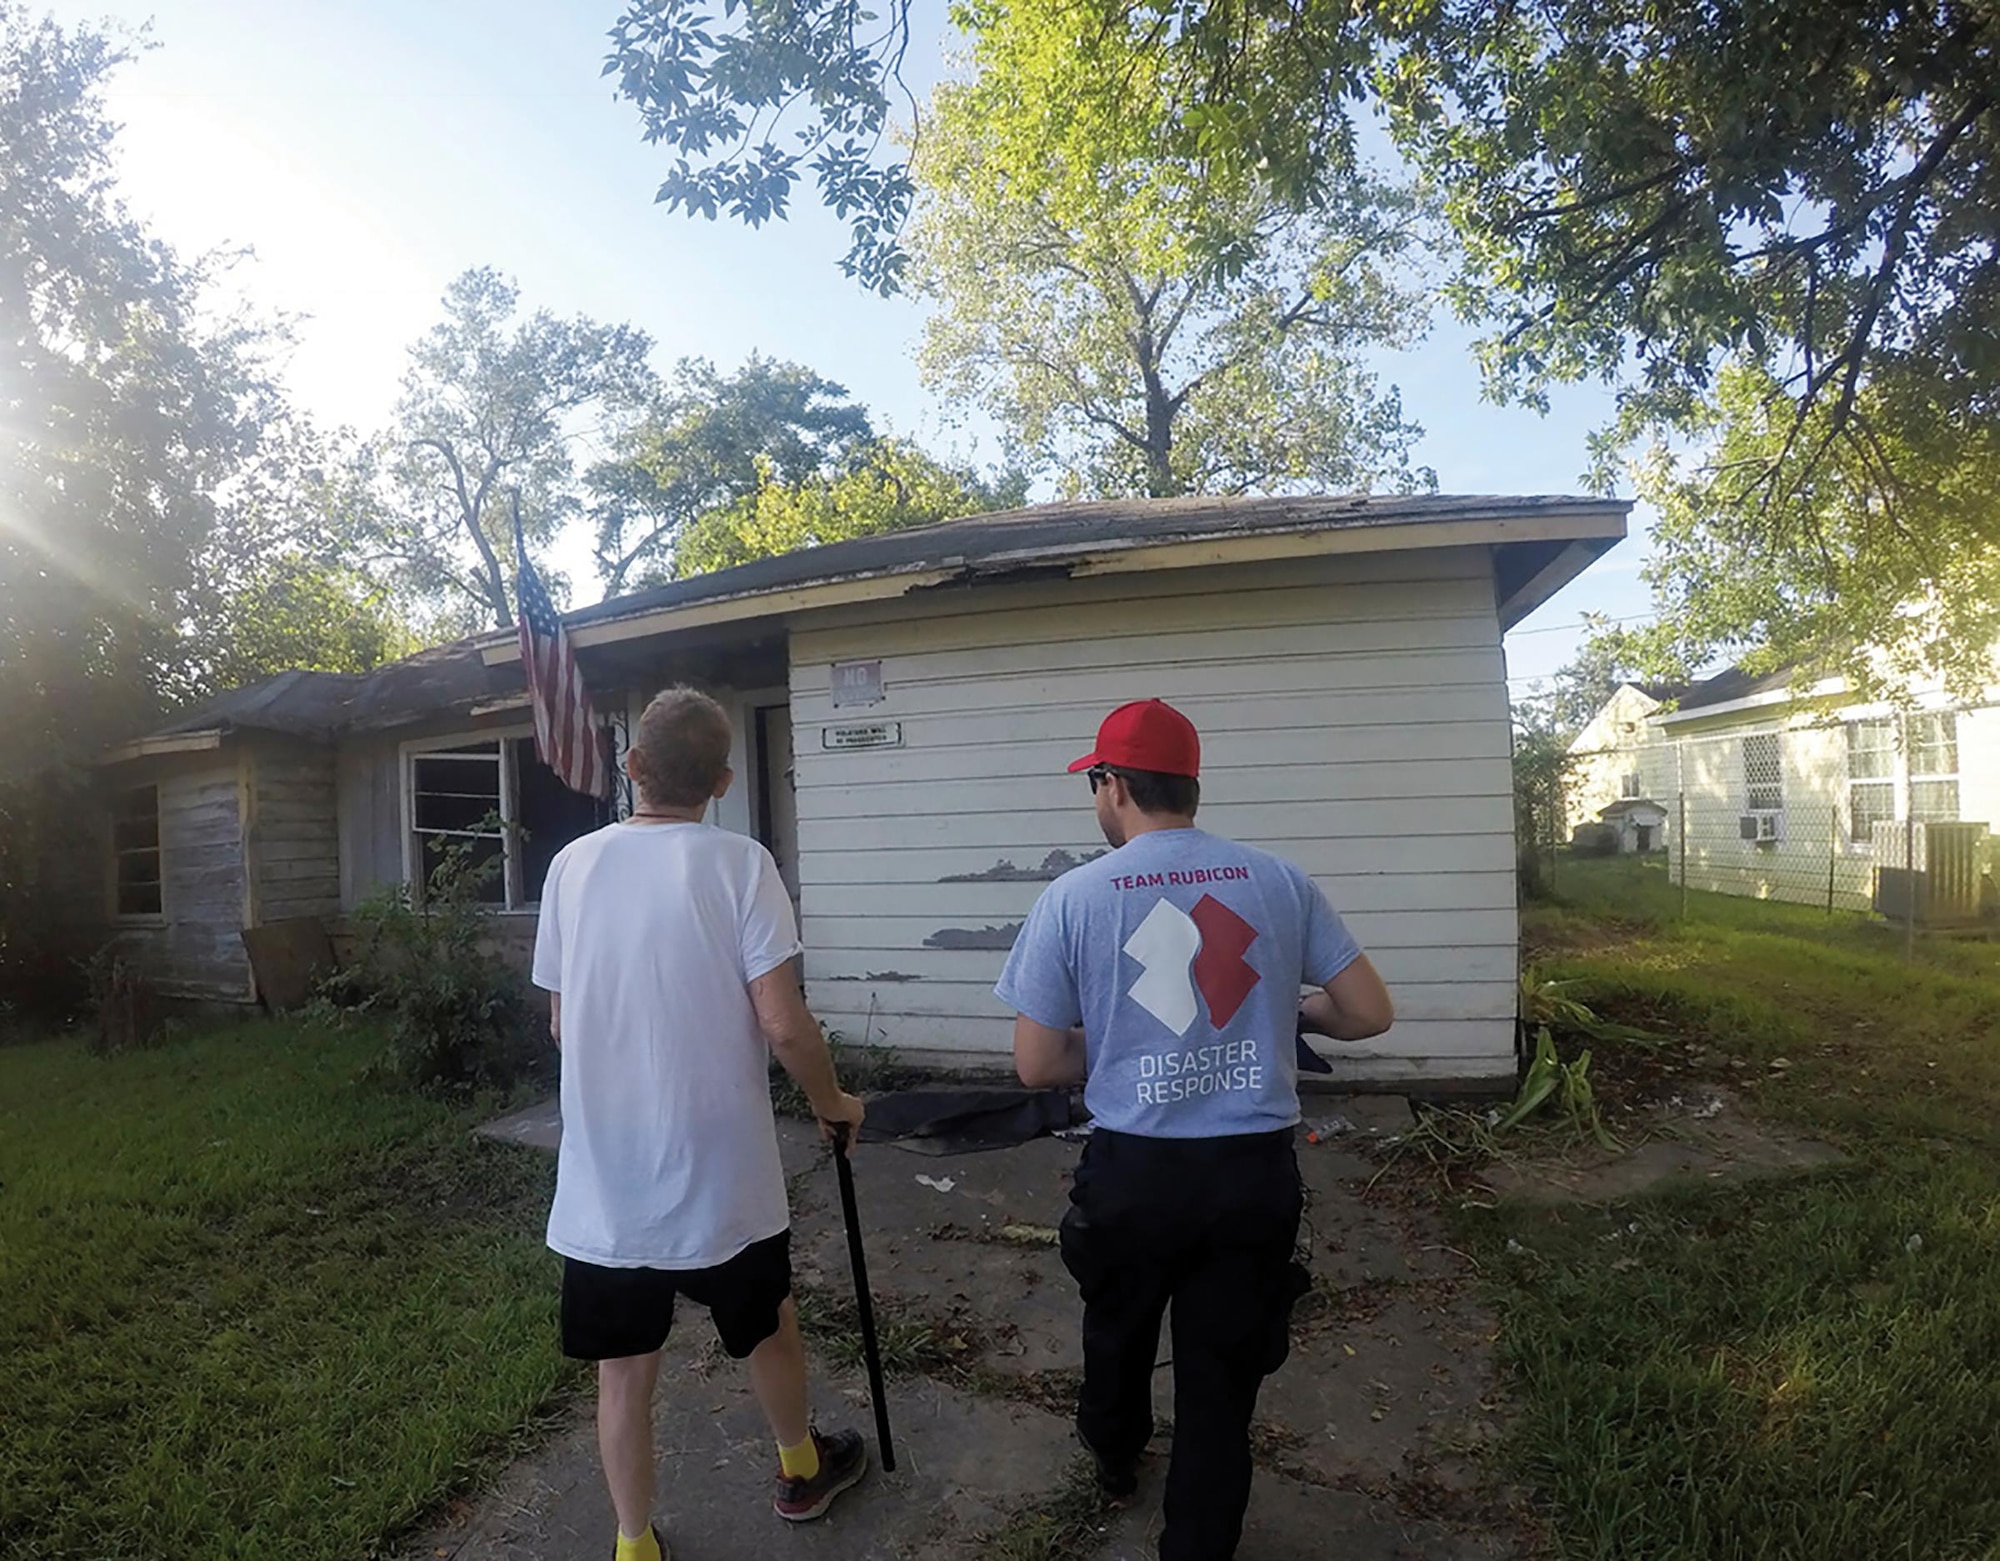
xmin=531 ymin=820 xmax=802 ymax=1269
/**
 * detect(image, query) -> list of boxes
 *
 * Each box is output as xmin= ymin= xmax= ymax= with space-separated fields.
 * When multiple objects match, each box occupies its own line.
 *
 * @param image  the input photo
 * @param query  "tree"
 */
xmin=1385 ymin=1 xmax=2000 ymax=692
xmin=674 ymin=436 xmax=1025 ymax=575
xmin=179 ymin=419 xmax=417 ymax=694
xmin=1542 ymin=615 xmax=1644 ymax=738
xmin=1621 ymin=363 xmax=2000 ymax=702
xmin=589 ymin=355 xmax=874 ymax=591
xmin=909 ymin=6 xmax=1432 ymax=498
xmin=1509 ymin=691 xmax=1579 ymax=900
xmin=0 ymin=7 xmax=278 ymax=773
xmin=606 ymin=0 xmax=919 ymax=293
xmin=604 ymin=0 xmax=2000 ymax=689
xmin=374 ymin=268 xmax=655 ymax=630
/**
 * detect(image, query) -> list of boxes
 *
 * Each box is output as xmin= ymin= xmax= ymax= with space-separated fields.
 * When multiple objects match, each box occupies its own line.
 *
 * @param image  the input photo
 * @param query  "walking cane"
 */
xmin=831 ymin=1123 xmax=897 ymax=1471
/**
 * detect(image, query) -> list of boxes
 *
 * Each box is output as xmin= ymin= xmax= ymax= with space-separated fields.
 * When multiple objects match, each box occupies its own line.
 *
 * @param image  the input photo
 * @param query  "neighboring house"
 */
xmin=1563 ymin=681 xmax=1684 ymax=837
xmin=1570 ymin=662 xmax=2000 ymax=914
xmin=94 ymin=493 xmax=1628 ymax=1090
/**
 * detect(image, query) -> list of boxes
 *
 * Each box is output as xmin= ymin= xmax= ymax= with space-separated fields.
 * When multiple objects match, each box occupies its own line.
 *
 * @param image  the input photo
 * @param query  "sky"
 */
xmin=45 ymin=0 xmax=1657 ymax=691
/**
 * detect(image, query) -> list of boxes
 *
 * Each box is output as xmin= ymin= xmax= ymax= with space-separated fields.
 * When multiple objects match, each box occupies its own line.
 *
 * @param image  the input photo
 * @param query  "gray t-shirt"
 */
xmin=995 ymin=827 xmax=1362 ymax=1138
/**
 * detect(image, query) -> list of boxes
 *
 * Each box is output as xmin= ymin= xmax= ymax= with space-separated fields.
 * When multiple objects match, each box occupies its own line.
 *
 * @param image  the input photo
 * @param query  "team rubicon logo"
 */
xmin=1123 ymin=894 xmax=1261 ymax=1036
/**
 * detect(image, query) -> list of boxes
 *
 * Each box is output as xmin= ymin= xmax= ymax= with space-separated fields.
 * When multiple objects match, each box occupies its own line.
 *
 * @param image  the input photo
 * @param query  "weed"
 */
xmin=1496 ymin=1025 xmax=1619 ymax=1149
xmin=769 ymin=1032 xmax=923 ymax=1119
xmin=316 ymin=828 xmax=544 ymax=1093
xmin=970 ymin=1459 xmax=1120 ymax=1561
xmin=793 ymin=1282 xmax=982 ymax=1379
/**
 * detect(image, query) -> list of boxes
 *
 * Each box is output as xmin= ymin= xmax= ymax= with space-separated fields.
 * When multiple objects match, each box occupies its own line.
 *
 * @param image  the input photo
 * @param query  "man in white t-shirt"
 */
xmin=532 ymin=686 xmax=869 ymax=1561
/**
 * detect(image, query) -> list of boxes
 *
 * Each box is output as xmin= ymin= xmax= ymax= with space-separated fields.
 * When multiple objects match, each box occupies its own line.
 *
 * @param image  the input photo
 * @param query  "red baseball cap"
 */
xmin=1068 ymin=699 xmax=1202 ymax=778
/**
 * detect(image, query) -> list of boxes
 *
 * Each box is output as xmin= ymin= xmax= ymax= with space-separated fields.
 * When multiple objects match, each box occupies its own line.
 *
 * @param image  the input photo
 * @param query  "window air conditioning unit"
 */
xmin=1738 ymin=812 xmax=1785 ymax=844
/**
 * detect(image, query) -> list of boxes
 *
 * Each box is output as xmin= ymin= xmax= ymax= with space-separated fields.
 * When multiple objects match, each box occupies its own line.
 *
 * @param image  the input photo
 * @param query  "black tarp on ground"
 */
xmin=857 ymin=1087 xmax=1082 ymax=1155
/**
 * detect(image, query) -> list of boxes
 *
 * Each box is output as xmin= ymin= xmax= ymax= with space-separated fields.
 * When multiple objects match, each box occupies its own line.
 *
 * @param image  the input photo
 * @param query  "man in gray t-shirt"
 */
xmin=996 ymin=699 xmax=1394 ymax=1561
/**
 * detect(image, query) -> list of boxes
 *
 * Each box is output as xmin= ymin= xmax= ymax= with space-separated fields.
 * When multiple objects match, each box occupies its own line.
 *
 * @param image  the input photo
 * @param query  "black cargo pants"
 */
xmin=1060 ymin=1126 xmax=1312 ymax=1561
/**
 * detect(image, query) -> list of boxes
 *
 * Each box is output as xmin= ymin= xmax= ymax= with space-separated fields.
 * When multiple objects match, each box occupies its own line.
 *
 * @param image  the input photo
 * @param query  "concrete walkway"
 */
xmin=413 ymin=1101 xmax=1518 ymax=1561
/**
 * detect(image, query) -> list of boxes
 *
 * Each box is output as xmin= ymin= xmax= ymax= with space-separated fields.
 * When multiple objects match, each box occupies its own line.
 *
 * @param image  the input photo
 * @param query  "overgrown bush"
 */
xmin=1569 ymin=822 xmax=1620 ymax=857
xmin=316 ymin=829 xmax=544 ymax=1092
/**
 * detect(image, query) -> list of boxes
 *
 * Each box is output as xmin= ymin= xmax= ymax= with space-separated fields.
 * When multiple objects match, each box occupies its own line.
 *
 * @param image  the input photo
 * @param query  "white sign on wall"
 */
xmin=824 ymin=721 xmax=903 ymax=751
xmin=830 ymin=659 xmax=885 ymax=708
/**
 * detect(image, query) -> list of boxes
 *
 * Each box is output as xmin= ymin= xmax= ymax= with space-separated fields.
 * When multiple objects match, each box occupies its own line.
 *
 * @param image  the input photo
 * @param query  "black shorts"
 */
xmin=560 ymin=1230 xmax=793 ymax=1361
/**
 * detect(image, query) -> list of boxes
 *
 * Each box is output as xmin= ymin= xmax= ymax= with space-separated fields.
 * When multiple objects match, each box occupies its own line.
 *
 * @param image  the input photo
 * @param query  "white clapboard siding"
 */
xmin=801 ymin=618 xmax=1501 ymax=692
xmin=798 ymin=774 xmax=1514 ymax=826
xmin=820 ymin=1010 xmax=1516 ymax=1073
xmin=802 ymin=832 xmax=1517 ymax=885
xmin=803 ymin=907 xmax=1518 ymax=956
xmin=789 ymin=546 xmax=1519 ymax=1083
xmin=796 ymin=656 xmax=1503 ymax=722
xmin=813 ymin=976 xmax=1511 ymax=1024
xmin=114 ymin=762 xmax=252 ymax=1002
xmin=794 ymin=872 xmax=1516 ymax=922
xmin=815 ymin=940 xmax=1521 ymax=988
xmin=789 ymin=721 xmax=1510 ymax=789
xmin=797 ymin=548 xmax=1492 ymax=638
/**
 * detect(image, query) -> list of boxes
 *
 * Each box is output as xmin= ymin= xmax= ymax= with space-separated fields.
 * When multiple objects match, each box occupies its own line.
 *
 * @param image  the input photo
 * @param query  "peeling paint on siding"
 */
xmin=923 ymin=923 xmax=1024 ymax=951
xmin=824 ymin=971 xmax=924 ymax=983
xmin=939 ymin=848 xmax=1106 ymax=883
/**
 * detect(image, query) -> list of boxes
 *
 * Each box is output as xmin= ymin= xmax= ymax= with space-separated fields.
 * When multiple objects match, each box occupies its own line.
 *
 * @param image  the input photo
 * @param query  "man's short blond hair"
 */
xmin=631 ymin=686 xmax=732 ymax=808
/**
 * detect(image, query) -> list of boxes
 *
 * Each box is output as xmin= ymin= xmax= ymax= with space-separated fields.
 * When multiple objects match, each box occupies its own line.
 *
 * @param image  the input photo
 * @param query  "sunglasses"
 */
xmin=1087 ymin=765 xmax=1120 ymax=794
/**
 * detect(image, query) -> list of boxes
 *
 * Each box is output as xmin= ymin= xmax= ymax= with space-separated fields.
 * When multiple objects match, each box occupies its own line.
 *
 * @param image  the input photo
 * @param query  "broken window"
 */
xmin=409 ymin=738 xmax=606 ymax=908
xmin=112 ymin=785 xmax=162 ymax=917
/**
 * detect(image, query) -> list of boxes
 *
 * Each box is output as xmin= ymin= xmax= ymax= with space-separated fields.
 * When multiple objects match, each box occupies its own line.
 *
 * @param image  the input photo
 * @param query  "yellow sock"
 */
xmin=778 ymin=1433 xmax=821 ymax=1480
xmin=615 ymin=1525 xmax=661 ymax=1561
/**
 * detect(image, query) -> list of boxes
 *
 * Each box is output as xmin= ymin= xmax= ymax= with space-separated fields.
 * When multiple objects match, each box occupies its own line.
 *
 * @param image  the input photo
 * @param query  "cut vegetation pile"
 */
xmin=0 ymin=1023 xmax=571 ymax=1561
xmin=1479 ymin=857 xmax=2000 ymax=1561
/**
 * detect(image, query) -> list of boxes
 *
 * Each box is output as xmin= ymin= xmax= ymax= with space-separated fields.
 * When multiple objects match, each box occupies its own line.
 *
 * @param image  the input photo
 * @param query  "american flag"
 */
xmin=514 ymin=521 xmax=609 ymax=798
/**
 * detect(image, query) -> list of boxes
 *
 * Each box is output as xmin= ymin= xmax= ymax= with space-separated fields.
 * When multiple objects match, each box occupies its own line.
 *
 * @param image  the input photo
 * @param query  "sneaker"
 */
xmin=771 ymin=1427 xmax=870 ymax=1522
xmin=1077 ymin=1430 xmax=1139 ymax=1505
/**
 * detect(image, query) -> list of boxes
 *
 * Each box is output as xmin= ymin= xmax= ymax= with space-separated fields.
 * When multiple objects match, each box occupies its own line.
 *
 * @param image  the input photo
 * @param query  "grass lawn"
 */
xmin=0 ymin=1022 xmax=570 ymax=1561
xmin=1477 ymin=856 xmax=2000 ymax=1561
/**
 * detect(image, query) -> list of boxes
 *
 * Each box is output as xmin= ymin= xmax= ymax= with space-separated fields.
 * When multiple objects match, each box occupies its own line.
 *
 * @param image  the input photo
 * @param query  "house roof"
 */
xmin=1669 ymin=663 xmax=1797 ymax=713
xmin=150 ymin=669 xmax=364 ymax=742
xmin=562 ymin=492 xmax=1628 ymax=636
xmin=103 ymin=639 xmax=521 ymax=762
xmin=1599 ymin=797 xmax=1668 ymax=818
xmin=337 ymin=637 xmax=522 ymax=732
xmin=107 ymin=492 xmax=1628 ymax=760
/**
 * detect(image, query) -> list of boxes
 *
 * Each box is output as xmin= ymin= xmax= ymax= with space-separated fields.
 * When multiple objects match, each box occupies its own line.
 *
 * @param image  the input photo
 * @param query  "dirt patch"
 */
xmin=1476 ymin=1092 xmax=1844 ymax=1205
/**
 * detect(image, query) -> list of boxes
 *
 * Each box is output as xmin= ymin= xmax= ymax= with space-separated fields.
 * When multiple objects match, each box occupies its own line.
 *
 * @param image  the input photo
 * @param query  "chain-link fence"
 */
xmin=1549 ymin=722 xmax=1996 ymax=951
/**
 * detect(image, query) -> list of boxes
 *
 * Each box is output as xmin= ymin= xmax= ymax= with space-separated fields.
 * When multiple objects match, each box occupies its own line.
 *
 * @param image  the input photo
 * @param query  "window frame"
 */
xmin=1620 ymin=769 xmax=1643 ymax=800
xmin=405 ymin=736 xmax=515 ymax=909
xmin=1845 ymin=717 xmax=1897 ymax=843
xmin=1906 ymin=711 xmax=1960 ymax=825
xmin=402 ymin=726 xmax=614 ymax=912
xmin=110 ymin=783 xmax=165 ymax=922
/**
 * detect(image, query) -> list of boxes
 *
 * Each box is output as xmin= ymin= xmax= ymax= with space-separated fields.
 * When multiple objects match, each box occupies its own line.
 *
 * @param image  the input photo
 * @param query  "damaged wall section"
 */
xmin=785 ymin=547 xmax=1521 ymax=1078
